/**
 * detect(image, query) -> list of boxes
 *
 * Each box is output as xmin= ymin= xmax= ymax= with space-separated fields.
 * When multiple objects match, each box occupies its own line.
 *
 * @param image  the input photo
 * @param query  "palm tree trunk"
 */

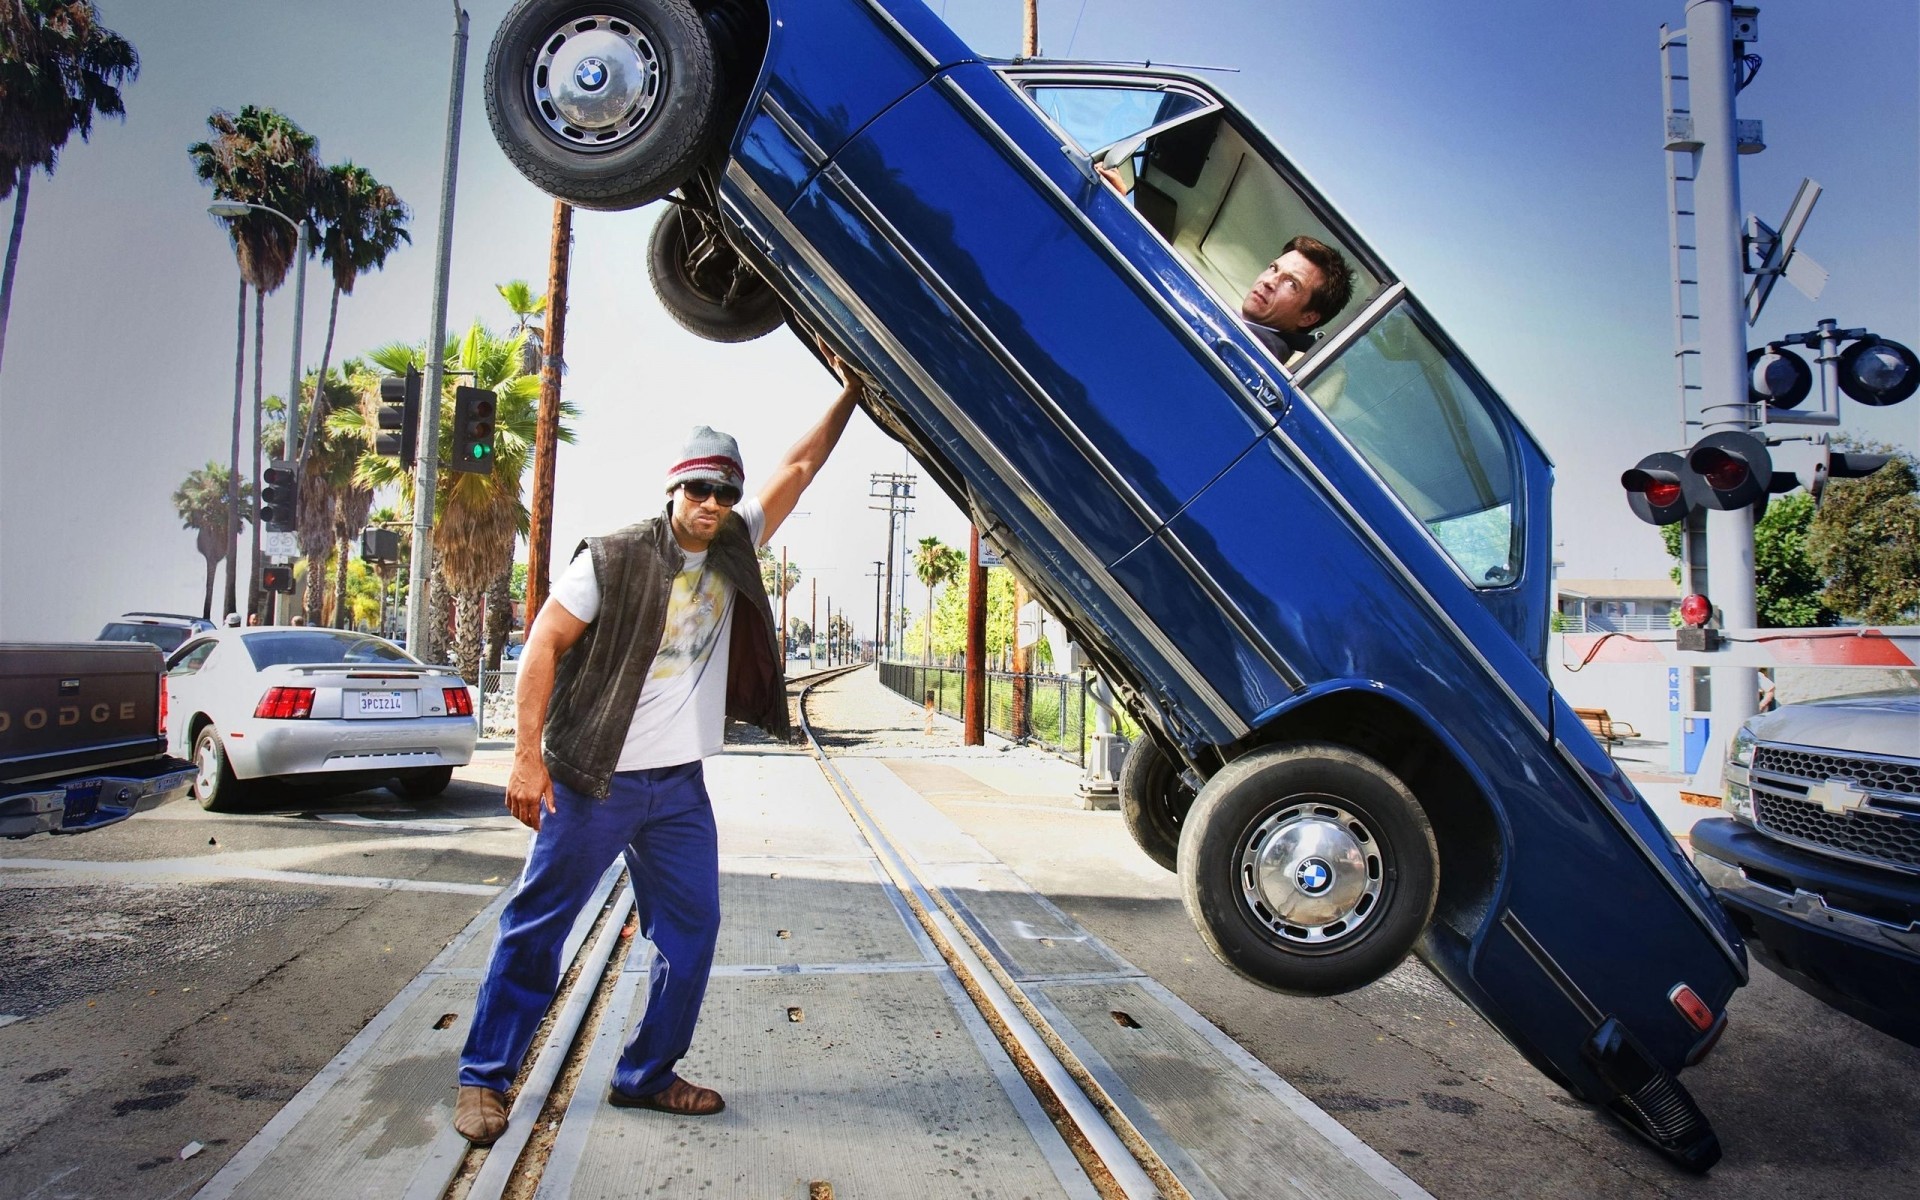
xmin=249 ymin=292 xmax=266 ymax=617
xmin=298 ymin=286 xmax=342 ymax=462
xmin=202 ymin=551 xmax=218 ymax=622
xmin=428 ymin=551 xmax=452 ymax=665
xmin=334 ymin=534 xmax=351 ymax=629
xmin=486 ymin=570 xmax=512 ymax=671
xmin=226 ymin=277 xmax=246 ymax=620
xmin=455 ymin=592 xmax=483 ymax=683
xmin=0 ymin=169 xmax=29 ymax=375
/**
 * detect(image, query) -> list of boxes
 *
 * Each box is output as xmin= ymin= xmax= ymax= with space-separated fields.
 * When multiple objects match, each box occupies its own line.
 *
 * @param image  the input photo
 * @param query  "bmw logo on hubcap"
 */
xmin=1294 ymin=856 xmax=1334 ymax=896
xmin=574 ymin=58 xmax=609 ymax=91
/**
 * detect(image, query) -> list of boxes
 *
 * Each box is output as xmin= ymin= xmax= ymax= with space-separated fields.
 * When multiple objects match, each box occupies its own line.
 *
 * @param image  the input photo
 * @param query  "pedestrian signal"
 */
xmin=377 ymin=367 xmax=421 ymax=468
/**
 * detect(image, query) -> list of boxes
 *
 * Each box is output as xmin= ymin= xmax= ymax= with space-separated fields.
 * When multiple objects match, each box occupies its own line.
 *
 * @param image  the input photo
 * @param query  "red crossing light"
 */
xmin=1679 ymin=594 xmax=1712 ymax=627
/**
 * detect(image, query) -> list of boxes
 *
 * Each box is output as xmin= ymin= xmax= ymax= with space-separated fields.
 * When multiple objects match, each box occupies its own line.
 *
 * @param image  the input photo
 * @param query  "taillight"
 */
xmin=157 ymin=675 xmax=169 ymax=736
xmin=1668 ymin=984 xmax=1716 ymax=1032
xmin=443 ymin=687 xmax=473 ymax=717
xmin=254 ymin=687 xmax=315 ymax=719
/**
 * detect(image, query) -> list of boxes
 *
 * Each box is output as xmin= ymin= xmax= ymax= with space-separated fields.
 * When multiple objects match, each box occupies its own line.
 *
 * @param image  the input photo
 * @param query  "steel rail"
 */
xmin=795 ymin=664 xmax=1190 ymax=1200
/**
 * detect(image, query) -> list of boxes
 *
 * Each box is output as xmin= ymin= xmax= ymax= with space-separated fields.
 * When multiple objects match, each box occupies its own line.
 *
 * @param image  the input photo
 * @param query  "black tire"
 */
xmin=1178 ymin=743 xmax=1437 ymax=997
xmin=395 ymin=766 xmax=456 ymax=799
xmin=191 ymin=724 xmax=248 ymax=813
xmin=648 ymin=203 xmax=785 ymax=341
xmin=1119 ymin=738 xmax=1194 ymax=872
xmin=484 ymin=0 xmax=719 ymax=212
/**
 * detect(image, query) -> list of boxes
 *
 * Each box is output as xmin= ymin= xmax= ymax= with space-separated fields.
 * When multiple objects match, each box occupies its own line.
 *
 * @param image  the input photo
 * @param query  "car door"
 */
xmin=163 ymin=638 xmax=219 ymax=756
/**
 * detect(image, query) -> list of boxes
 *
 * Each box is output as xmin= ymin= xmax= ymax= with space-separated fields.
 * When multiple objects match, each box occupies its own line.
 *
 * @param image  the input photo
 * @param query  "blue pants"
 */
xmin=459 ymin=762 xmax=720 ymax=1098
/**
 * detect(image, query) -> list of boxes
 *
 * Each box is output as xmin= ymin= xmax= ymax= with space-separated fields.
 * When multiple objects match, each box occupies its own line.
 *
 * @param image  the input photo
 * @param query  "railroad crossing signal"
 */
xmin=451 ymin=386 xmax=498 ymax=475
xmin=376 ymin=367 xmax=421 ymax=468
xmin=260 ymin=460 xmax=298 ymax=532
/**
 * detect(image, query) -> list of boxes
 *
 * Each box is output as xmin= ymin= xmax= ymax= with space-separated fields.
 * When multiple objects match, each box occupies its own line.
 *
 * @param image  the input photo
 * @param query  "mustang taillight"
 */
xmin=254 ymin=687 xmax=316 ymax=719
xmin=443 ymin=687 xmax=474 ymax=717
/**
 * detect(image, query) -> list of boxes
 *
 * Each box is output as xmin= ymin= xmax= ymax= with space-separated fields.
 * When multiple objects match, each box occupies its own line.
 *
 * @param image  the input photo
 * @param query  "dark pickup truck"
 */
xmin=1 ymin=642 xmax=196 ymax=837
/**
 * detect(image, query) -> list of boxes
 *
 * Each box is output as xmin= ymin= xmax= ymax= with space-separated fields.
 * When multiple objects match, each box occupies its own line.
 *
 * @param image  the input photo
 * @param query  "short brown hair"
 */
xmin=1282 ymin=235 xmax=1355 ymax=330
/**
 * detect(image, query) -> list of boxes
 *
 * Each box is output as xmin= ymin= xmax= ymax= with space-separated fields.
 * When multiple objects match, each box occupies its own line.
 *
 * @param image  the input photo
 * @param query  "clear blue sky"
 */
xmin=1 ymin=0 xmax=1913 ymax=640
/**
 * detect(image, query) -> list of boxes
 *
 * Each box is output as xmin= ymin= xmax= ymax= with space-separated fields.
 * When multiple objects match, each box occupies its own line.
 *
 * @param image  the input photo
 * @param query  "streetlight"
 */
xmin=209 ymin=200 xmax=309 ymax=624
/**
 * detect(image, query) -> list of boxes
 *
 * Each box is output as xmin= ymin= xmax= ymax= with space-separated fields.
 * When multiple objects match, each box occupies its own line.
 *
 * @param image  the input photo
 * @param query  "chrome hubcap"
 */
xmin=533 ymin=17 xmax=661 ymax=149
xmin=195 ymin=738 xmax=218 ymax=797
xmin=1239 ymin=800 xmax=1382 ymax=946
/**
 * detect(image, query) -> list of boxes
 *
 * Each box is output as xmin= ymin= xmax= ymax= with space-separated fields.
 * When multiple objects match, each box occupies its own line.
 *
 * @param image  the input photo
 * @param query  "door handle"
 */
xmin=1212 ymin=336 xmax=1286 ymax=413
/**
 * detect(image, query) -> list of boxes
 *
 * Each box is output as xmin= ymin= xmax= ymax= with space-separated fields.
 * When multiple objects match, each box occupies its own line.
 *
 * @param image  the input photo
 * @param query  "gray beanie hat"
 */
xmin=664 ymin=425 xmax=745 ymax=494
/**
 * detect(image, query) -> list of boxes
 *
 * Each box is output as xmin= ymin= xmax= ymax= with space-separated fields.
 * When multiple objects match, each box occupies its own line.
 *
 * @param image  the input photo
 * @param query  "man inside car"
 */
xmin=1238 ymin=235 xmax=1355 ymax=360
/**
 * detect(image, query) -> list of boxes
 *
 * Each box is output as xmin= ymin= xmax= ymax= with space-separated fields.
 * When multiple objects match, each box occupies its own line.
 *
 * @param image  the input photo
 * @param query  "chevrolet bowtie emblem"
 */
xmin=1808 ymin=777 xmax=1872 ymax=816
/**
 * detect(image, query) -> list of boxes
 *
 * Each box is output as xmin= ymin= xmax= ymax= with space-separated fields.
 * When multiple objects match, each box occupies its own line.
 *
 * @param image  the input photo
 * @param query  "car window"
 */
xmin=101 ymin=622 xmax=191 ymax=654
xmin=1303 ymin=301 xmax=1521 ymax=587
xmin=1024 ymin=82 xmax=1212 ymax=156
xmin=242 ymin=630 xmax=418 ymax=670
xmin=167 ymin=640 xmax=218 ymax=675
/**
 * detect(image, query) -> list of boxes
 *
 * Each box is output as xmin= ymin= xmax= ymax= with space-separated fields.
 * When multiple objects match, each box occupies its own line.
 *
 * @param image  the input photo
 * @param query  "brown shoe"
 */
xmin=608 ymin=1077 xmax=726 ymax=1116
xmin=454 ymin=1085 xmax=509 ymax=1145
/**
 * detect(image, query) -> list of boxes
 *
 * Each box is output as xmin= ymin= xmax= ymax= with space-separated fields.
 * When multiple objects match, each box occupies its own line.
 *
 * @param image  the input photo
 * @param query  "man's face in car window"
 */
xmin=1242 ymin=251 xmax=1326 ymax=335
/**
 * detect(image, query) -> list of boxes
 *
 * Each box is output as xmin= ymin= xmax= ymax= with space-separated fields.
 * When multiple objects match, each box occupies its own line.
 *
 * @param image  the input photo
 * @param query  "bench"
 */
xmin=1573 ymin=707 xmax=1638 ymax=753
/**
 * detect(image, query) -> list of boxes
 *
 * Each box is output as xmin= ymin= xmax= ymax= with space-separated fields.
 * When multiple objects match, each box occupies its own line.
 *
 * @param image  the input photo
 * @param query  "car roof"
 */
xmin=114 ymin=612 xmax=209 ymax=625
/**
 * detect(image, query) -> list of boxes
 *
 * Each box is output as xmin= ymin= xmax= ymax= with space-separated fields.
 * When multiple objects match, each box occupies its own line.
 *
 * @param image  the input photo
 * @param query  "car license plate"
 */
xmin=352 ymin=690 xmax=412 ymax=718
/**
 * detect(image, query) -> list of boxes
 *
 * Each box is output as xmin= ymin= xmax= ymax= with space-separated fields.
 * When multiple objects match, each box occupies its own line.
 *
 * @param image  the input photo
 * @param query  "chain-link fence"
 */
xmin=878 ymin=661 xmax=1094 ymax=766
xmin=477 ymin=670 xmax=516 ymax=740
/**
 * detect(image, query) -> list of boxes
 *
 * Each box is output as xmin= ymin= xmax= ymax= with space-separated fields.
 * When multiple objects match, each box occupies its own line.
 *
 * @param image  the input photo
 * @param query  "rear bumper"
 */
xmin=0 ymin=756 xmax=195 ymax=837
xmin=226 ymin=716 xmax=478 ymax=780
xmin=1690 ymin=816 xmax=1920 ymax=1046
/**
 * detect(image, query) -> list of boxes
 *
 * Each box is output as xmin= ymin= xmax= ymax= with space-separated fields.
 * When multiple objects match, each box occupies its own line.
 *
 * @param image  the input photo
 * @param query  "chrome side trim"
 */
xmin=721 ymin=162 xmax=1249 ymax=738
xmin=1554 ymin=738 xmax=1748 ymax=976
xmin=817 ymin=161 xmax=1304 ymax=696
xmin=1694 ymin=850 xmax=1920 ymax=956
xmin=759 ymin=92 xmax=828 ymax=168
xmin=856 ymin=0 xmax=938 ymax=68
xmin=1500 ymin=910 xmax=1604 ymax=1027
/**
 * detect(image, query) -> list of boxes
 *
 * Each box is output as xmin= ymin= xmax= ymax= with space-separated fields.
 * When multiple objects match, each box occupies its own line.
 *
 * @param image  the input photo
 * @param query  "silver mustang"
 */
xmin=162 ymin=628 xmax=478 ymax=811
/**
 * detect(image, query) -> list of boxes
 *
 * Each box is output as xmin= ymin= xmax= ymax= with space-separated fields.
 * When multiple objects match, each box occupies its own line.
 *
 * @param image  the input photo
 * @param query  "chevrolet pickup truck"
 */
xmin=1 ymin=642 xmax=196 ymax=837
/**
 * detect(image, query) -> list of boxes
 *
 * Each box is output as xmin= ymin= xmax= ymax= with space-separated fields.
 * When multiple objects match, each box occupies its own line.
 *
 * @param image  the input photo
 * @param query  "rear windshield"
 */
xmin=241 ymin=630 xmax=418 ymax=670
xmin=99 ymin=623 xmax=191 ymax=653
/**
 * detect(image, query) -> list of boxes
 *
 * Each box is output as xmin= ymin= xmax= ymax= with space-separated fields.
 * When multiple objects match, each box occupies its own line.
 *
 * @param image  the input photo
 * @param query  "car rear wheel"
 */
xmin=648 ymin=202 xmax=785 ymax=341
xmin=395 ymin=766 xmax=456 ymax=800
xmin=484 ymin=0 xmax=719 ymax=211
xmin=192 ymin=725 xmax=249 ymax=813
xmin=1119 ymin=738 xmax=1194 ymax=872
xmin=1178 ymin=743 xmax=1437 ymax=996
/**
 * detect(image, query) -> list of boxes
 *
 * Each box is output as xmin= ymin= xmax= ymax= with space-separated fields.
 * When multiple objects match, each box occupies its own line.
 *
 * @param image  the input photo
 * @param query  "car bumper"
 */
xmin=1690 ymin=816 xmax=1920 ymax=1045
xmin=224 ymin=716 xmax=478 ymax=780
xmin=0 ymin=756 xmax=196 ymax=838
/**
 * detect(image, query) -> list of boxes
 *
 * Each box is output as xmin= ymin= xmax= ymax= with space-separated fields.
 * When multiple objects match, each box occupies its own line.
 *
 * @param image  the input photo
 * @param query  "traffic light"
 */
xmin=262 ymin=565 xmax=296 ymax=593
xmin=1747 ymin=345 xmax=1812 ymax=409
xmin=451 ymin=386 xmax=498 ymax=475
xmin=1683 ymin=431 xmax=1772 ymax=511
xmin=260 ymin=460 xmax=298 ymax=532
xmin=360 ymin=527 xmax=401 ymax=564
xmin=1836 ymin=337 xmax=1919 ymax=407
xmin=377 ymin=367 xmax=421 ymax=468
xmin=1622 ymin=452 xmax=1691 ymax=526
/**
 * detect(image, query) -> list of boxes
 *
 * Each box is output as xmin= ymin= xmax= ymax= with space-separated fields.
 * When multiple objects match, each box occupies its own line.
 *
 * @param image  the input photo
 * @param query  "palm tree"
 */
xmin=297 ymin=163 xmax=409 ymax=458
xmin=332 ymin=325 xmax=577 ymax=679
xmin=189 ymin=105 xmax=322 ymax=619
xmin=0 ymin=0 xmax=138 ymax=373
xmin=497 ymin=278 xmax=546 ymax=377
xmin=172 ymin=463 xmax=248 ymax=621
xmin=294 ymin=367 xmax=360 ymax=624
xmin=913 ymin=535 xmax=964 ymax=664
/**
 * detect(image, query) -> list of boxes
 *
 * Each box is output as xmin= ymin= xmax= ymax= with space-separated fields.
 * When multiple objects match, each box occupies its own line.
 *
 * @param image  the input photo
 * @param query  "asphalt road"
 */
xmin=0 ymin=767 xmax=525 ymax=1200
xmin=801 ymin=670 xmax=1920 ymax=1200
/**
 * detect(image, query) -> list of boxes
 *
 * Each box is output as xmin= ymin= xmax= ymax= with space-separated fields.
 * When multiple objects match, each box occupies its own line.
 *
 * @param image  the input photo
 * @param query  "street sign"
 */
xmin=263 ymin=531 xmax=298 ymax=558
xmin=976 ymin=540 xmax=1004 ymax=568
xmin=1016 ymin=599 xmax=1043 ymax=648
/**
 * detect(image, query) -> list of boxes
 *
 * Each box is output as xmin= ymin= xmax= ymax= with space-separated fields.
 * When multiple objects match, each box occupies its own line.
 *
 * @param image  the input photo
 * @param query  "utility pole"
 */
xmin=870 ymin=560 xmax=883 ymax=663
xmin=868 ymin=471 xmax=916 ymax=660
xmin=963 ymin=528 xmax=986 ymax=744
xmin=525 ymin=200 xmax=572 ymax=624
xmin=810 ymin=577 xmax=817 ymax=662
xmin=406 ymin=1 xmax=468 ymax=658
xmin=779 ymin=545 xmax=789 ymax=663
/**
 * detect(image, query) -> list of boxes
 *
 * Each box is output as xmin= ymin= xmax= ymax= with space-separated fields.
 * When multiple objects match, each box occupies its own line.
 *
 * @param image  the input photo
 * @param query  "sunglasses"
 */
xmin=680 ymin=480 xmax=742 ymax=507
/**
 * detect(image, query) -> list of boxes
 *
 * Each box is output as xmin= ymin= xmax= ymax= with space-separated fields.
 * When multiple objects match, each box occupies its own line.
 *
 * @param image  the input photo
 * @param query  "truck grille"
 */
xmin=1752 ymin=745 xmax=1920 ymax=873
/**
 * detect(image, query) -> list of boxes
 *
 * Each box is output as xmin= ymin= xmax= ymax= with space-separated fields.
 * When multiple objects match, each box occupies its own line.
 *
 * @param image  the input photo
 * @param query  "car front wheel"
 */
xmin=1178 ymin=743 xmax=1437 ymax=996
xmin=1119 ymin=737 xmax=1194 ymax=872
xmin=648 ymin=202 xmax=785 ymax=341
xmin=192 ymin=725 xmax=249 ymax=813
xmin=484 ymin=0 xmax=720 ymax=211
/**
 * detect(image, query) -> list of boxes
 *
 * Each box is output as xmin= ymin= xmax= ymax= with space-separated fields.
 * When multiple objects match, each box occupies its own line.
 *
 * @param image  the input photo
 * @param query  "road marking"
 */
xmin=312 ymin=813 xmax=473 ymax=834
xmin=0 ymin=858 xmax=501 ymax=896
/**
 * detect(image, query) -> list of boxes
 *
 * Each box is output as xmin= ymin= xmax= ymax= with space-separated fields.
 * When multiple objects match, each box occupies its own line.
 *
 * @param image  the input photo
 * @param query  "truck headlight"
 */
xmin=1722 ymin=724 xmax=1757 ymax=822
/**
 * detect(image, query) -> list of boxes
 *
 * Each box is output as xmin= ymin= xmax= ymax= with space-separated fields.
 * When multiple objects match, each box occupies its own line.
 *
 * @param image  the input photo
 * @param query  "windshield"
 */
xmin=241 ymin=630 xmax=419 ymax=670
xmin=99 ymin=623 xmax=191 ymax=653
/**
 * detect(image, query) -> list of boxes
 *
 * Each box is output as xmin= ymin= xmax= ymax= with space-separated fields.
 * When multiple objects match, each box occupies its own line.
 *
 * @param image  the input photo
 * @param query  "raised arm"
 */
xmin=755 ymin=345 xmax=862 ymax=543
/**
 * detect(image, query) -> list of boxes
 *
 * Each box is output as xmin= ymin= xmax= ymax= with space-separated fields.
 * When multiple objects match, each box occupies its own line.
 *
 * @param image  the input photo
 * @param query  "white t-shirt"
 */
xmin=549 ymin=499 xmax=767 ymax=770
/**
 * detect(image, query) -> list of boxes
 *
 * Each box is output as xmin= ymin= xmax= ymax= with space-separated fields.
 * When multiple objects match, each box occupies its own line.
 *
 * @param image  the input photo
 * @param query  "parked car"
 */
xmin=2 ymin=641 xmax=195 ymax=837
xmin=98 ymin=612 xmax=216 ymax=656
xmin=482 ymin=0 xmax=1745 ymax=1168
xmin=1692 ymin=691 xmax=1920 ymax=1047
xmin=162 ymin=628 xmax=478 ymax=811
